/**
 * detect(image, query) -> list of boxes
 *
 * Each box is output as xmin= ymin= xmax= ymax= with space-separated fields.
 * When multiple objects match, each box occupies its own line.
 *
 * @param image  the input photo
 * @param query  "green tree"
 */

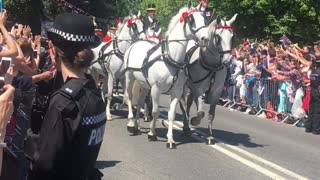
xmin=210 ymin=0 xmax=320 ymax=44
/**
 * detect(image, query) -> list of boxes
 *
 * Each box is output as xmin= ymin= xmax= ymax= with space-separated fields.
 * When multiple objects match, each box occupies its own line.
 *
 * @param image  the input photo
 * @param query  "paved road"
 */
xmin=97 ymin=95 xmax=320 ymax=180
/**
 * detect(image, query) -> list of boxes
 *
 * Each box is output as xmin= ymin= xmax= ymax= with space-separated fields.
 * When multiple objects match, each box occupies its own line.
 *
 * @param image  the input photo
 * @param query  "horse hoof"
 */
xmin=113 ymin=103 xmax=120 ymax=110
xmin=197 ymin=111 xmax=205 ymax=119
xmin=190 ymin=117 xmax=201 ymax=126
xmin=127 ymin=126 xmax=140 ymax=135
xmin=206 ymin=137 xmax=215 ymax=145
xmin=127 ymin=126 xmax=135 ymax=133
xmin=166 ymin=142 xmax=176 ymax=149
xmin=144 ymin=116 xmax=152 ymax=122
xmin=183 ymin=127 xmax=192 ymax=137
xmin=148 ymin=135 xmax=157 ymax=141
xmin=107 ymin=115 xmax=112 ymax=121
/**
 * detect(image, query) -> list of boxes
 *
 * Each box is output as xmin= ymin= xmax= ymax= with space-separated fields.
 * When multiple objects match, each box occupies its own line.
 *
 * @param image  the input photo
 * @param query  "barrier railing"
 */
xmin=219 ymin=77 xmax=308 ymax=127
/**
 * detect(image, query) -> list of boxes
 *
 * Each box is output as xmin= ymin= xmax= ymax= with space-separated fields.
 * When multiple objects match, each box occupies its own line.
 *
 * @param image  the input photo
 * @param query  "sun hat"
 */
xmin=47 ymin=13 xmax=101 ymax=48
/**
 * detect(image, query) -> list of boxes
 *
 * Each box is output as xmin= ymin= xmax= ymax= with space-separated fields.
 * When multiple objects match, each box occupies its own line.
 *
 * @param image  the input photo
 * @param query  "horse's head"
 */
xmin=125 ymin=11 xmax=146 ymax=40
xmin=179 ymin=1 xmax=209 ymax=46
xmin=207 ymin=14 xmax=237 ymax=65
xmin=146 ymin=23 xmax=162 ymax=44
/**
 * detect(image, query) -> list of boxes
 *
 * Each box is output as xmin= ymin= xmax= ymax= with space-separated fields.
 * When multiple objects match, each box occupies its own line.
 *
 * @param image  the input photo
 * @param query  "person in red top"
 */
xmin=103 ymin=26 xmax=118 ymax=42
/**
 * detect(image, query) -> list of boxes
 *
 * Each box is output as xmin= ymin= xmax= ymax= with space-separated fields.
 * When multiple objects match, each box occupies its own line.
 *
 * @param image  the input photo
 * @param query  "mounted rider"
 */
xmin=197 ymin=0 xmax=212 ymax=24
xmin=141 ymin=3 xmax=162 ymax=122
xmin=142 ymin=4 xmax=161 ymax=33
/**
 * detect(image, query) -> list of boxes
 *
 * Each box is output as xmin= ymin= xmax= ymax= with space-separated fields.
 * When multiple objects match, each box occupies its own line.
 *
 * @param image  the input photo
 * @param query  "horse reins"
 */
xmin=124 ymin=9 xmax=207 ymax=93
xmin=93 ymin=17 xmax=145 ymax=77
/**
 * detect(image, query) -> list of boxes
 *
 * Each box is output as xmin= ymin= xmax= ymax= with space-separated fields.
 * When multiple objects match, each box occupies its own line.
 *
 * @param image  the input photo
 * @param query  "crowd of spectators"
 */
xmin=0 ymin=9 xmax=53 ymax=179
xmin=222 ymin=36 xmax=320 ymax=125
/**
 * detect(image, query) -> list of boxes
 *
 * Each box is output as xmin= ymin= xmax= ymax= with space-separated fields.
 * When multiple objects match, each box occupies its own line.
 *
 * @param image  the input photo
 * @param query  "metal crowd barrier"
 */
xmin=219 ymin=77 xmax=308 ymax=127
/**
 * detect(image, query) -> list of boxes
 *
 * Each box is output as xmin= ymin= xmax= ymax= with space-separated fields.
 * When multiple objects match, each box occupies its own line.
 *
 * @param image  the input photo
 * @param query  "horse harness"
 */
xmin=186 ymin=25 xmax=235 ymax=87
xmin=91 ymin=38 xmax=128 ymax=78
xmin=125 ymin=38 xmax=190 ymax=94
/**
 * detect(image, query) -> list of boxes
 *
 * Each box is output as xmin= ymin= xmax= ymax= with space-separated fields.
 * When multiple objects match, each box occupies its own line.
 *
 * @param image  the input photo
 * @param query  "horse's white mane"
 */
xmin=165 ymin=7 xmax=189 ymax=36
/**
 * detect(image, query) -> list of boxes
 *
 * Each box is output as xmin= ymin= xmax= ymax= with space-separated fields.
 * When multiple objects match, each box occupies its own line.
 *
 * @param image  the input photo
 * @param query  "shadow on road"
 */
xmin=95 ymin=160 xmax=121 ymax=169
xmin=196 ymin=127 xmax=266 ymax=148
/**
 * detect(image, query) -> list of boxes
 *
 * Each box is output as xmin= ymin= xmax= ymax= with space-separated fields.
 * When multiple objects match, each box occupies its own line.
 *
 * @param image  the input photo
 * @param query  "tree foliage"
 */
xmin=3 ymin=0 xmax=319 ymax=44
xmin=209 ymin=0 xmax=320 ymax=44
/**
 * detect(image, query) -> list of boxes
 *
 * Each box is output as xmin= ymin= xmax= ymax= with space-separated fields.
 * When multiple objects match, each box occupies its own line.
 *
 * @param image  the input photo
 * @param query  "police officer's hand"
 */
xmin=0 ymin=85 xmax=15 ymax=130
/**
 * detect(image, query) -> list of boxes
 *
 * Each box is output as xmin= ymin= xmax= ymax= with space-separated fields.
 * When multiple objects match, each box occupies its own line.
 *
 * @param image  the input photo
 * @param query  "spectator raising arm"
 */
xmin=286 ymin=49 xmax=312 ymax=67
xmin=0 ymin=85 xmax=15 ymax=132
xmin=0 ymin=10 xmax=18 ymax=58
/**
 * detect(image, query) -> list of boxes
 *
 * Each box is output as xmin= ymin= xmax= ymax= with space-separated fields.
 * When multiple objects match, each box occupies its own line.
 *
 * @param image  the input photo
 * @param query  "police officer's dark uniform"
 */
xmin=142 ymin=4 xmax=160 ymax=121
xmin=305 ymin=59 xmax=320 ymax=135
xmin=24 ymin=13 xmax=106 ymax=180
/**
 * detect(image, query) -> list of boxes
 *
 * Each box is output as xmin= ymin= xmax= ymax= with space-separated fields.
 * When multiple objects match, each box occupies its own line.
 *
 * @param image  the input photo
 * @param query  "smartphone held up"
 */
xmin=0 ymin=57 xmax=11 ymax=77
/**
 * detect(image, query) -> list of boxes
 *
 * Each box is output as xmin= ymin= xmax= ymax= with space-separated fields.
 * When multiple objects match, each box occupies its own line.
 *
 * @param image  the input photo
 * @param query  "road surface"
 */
xmin=97 ymin=94 xmax=320 ymax=180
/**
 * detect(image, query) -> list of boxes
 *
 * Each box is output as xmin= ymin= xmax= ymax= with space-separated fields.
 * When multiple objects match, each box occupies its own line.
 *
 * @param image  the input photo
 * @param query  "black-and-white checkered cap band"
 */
xmin=49 ymin=27 xmax=96 ymax=43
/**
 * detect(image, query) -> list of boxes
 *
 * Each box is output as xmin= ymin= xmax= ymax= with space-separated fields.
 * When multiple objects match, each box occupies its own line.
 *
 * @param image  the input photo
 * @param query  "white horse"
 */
xmin=123 ymin=2 xmax=209 ymax=149
xmin=181 ymin=15 xmax=237 ymax=144
xmin=89 ymin=12 xmax=145 ymax=121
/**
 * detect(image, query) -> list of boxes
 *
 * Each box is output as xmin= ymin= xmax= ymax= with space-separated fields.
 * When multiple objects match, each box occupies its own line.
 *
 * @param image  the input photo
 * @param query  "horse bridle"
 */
xmin=93 ymin=17 xmax=145 ymax=77
xmin=212 ymin=25 xmax=235 ymax=65
xmin=127 ymin=17 xmax=145 ymax=41
xmin=214 ymin=26 xmax=234 ymax=55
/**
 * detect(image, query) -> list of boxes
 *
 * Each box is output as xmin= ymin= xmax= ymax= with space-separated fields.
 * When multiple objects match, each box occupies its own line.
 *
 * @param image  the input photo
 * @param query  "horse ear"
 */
xmin=156 ymin=28 xmax=161 ymax=36
xmin=137 ymin=11 xmax=141 ymax=17
xmin=196 ymin=3 xmax=201 ymax=10
xmin=209 ymin=18 xmax=217 ymax=32
xmin=217 ymin=16 xmax=221 ymax=25
xmin=187 ymin=0 xmax=192 ymax=9
xmin=209 ymin=11 xmax=216 ymax=23
xmin=227 ymin=13 xmax=238 ymax=26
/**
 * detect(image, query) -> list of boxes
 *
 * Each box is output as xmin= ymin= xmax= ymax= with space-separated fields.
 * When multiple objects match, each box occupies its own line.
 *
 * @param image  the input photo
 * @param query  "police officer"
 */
xmin=305 ymin=58 xmax=320 ymax=135
xmin=24 ymin=13 xmax=106 ymax=180
xmin=142 ymin=4 xmax=160 ymax=121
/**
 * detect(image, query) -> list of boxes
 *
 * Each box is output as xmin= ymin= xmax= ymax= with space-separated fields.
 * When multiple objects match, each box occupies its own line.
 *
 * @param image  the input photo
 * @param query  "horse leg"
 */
xmin=135 ymin=87 xmax=149 ymax=128
xmin=115 ymin=79 xmax=120 ymax=95
xmin=207 ymin=104 xmax=217 ymax=144
xmin=148 ymin=86 xmax=160 ymax=141
xmin=106 ymin=75 xmax=113 ymax=121
xmin=114 ymin=77 xmax=126 ymax=110
xmin=179 ymin=88 xmax=191 ymax=136
xmin=190 ymin=94 xmax=205 ymax=126
xmin=179 ymin=99 xmax=191 ymax=137
xmin=166 ymin=96 xmax=179 ymax=149
xmin=125 ymin=73 xmax=139 ymax=135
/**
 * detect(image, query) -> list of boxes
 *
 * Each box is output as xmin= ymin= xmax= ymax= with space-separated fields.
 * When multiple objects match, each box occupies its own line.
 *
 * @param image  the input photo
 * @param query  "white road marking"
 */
xmin=161 ymin=120 xmax=287 ymax=180
xmin=172 ymin=121 xmax=309 ymax=180
xmin=112 ymin=94 xmax=309 ymax=179
xmin=159 ymin=114 xmax=309 ymax=180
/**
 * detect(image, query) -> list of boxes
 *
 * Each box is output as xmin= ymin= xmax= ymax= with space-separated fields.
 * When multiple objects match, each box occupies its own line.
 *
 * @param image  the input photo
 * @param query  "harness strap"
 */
xmin=113 ymin=37 xmax=125 ymax=59
xmin=124 ymin=38 xmax=190 ymax=93
xmin=199 ymin=50 xmax=224 ymax=72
